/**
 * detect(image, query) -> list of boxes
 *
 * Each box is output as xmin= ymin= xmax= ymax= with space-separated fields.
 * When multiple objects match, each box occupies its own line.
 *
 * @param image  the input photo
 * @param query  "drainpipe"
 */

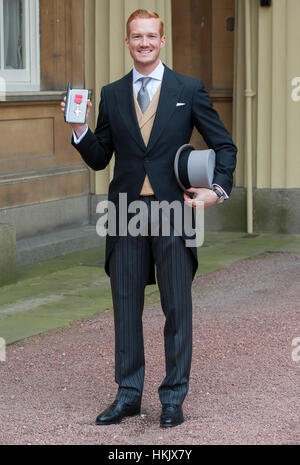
xmin=244 ymin=0 xmax=256 ymax=234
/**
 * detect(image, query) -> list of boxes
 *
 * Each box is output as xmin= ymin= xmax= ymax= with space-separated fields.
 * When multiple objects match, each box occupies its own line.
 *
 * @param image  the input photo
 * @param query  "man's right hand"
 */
xmin=60 ymin=96 xmax=92 ymax=139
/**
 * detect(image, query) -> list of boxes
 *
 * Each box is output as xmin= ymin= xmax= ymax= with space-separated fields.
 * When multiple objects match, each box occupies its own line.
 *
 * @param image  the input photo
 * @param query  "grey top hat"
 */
xmin=174 ymin=144 xmax=216 ymax=192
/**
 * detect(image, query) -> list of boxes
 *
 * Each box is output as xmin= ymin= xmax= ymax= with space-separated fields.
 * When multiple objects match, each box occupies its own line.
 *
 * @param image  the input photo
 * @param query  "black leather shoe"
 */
xmin=160 ymin=404 xmax=184 ymax=427
xmin=95 ymin=400 xmax=141 ymax=425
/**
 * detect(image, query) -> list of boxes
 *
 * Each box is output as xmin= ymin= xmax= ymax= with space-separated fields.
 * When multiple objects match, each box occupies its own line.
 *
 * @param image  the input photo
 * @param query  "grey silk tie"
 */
xmin=137 ymin=77 xmax=151 ymax=114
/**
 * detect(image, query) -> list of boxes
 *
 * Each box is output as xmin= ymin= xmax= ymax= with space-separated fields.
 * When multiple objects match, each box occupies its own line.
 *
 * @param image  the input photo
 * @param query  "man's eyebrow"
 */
xmin=131 ymin=32 xmax=159 ymax=36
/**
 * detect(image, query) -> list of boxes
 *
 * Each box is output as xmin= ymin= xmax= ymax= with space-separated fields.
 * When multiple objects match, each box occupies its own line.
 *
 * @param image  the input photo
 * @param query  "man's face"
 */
xmin=125 ymin=18 xmax=166 ymax=71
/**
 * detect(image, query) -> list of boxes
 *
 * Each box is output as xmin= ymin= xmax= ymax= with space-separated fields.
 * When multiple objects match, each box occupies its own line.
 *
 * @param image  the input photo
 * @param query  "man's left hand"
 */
xmin=183 ymin=187 xmax=218 ymax=209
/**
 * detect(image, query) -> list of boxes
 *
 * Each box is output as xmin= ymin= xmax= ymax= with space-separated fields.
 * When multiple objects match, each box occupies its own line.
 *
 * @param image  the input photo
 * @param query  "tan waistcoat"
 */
xmin=133 ymin=84 xmax=162 ymax=196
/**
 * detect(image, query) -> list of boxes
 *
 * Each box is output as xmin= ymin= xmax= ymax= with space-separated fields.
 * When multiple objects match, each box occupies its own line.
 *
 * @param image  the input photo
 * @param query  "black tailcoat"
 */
xmin=72 ymin=65 xmax=237 ymax=284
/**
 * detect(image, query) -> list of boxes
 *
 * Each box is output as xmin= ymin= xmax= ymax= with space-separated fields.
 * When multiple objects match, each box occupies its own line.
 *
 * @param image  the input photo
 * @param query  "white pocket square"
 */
xmin=176 ymin=102 xmax=186 ymax=107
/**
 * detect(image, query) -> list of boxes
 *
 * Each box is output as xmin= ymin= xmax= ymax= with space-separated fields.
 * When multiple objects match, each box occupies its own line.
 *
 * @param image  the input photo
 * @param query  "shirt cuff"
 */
xmin=73 ymin=125 xmax=88 ymax=144
xmin=213 ymin=184 xmax=229 ymax=200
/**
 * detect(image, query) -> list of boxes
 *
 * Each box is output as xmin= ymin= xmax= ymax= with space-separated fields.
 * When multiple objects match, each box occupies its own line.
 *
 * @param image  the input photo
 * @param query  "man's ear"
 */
xmin=125 ymin=37 xmax=129 ymax=49
xmin=160 ymin=35 xmax=167 ymax=49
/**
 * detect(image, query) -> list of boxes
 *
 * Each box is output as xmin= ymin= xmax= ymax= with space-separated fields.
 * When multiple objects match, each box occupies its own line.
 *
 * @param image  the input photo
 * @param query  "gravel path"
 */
xmin=0 ymin=252 xmax=299 ymax=445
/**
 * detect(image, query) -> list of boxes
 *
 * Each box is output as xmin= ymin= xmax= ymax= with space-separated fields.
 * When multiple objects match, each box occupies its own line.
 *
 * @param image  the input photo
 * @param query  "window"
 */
xmin=0 ymin=0 xmax=39 ymax=91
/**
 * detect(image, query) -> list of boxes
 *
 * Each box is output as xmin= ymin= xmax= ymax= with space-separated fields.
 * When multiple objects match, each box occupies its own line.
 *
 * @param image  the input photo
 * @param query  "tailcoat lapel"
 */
xmin=114 ymin=71 xmax=147 ymax=152
xmin=146 ymin=65 xmax=184 ymax=153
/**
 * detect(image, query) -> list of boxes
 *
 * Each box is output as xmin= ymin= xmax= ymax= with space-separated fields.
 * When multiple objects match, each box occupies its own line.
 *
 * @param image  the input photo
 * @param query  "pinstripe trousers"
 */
xmin=109 ymin=195 xmax=194 ymax=406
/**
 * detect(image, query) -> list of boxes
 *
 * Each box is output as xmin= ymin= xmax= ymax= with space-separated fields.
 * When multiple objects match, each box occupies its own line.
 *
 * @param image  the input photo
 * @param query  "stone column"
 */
xmin=233 ymin=0 xmax=300 ymax=190
xmin=233 ymin=0 xmax=300 ymax=232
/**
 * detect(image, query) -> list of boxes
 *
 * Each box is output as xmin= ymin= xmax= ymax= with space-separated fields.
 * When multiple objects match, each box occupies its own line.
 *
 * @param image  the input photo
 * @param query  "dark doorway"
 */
xmin=172 ymin=0 xmax=235 ymax=148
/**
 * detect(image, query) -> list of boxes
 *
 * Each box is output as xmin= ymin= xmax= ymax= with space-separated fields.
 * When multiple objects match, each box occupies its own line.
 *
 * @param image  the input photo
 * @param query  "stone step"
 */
xmin=16 ymin=225 xmax=105 ymax=267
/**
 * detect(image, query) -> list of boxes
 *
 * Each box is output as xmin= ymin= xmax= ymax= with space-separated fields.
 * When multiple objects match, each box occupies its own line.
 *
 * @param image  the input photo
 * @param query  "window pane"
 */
xmin=4 ymin=0 xmax=25 ymax=70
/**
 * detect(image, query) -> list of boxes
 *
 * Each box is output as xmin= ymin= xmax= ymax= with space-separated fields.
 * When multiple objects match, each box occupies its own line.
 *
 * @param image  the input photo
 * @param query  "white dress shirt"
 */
xmin=132 ymin=60 xmax=164 ymax=101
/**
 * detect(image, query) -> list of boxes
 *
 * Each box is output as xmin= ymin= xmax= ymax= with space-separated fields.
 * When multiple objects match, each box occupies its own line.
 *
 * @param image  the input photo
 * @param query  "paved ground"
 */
xmin=0 ymin=233 xmax=300 ymax=445
xmin=1 ymin=232 xmax=300 ymax=345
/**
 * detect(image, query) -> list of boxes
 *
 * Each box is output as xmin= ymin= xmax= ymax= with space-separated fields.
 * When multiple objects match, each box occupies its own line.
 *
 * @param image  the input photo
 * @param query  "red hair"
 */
xmin=126 ymin=9 xmax=164 ymax=38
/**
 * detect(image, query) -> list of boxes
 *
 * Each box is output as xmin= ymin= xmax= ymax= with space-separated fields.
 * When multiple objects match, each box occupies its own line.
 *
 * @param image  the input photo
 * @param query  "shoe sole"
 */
xmin=160 ymin=419 xmax=184 ymax=428
xmin=95 ymin=410 xmax=141 ymax=425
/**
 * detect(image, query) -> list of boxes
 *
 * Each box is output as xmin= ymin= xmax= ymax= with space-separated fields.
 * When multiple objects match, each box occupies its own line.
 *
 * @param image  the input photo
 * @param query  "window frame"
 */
xmin=0 ymin=0 xmax=40 ymax=92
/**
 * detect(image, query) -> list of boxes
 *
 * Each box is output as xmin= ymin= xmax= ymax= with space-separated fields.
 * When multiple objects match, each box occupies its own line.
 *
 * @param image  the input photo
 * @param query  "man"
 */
xmin=61 ymin=9 xmax=237 ymax=427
